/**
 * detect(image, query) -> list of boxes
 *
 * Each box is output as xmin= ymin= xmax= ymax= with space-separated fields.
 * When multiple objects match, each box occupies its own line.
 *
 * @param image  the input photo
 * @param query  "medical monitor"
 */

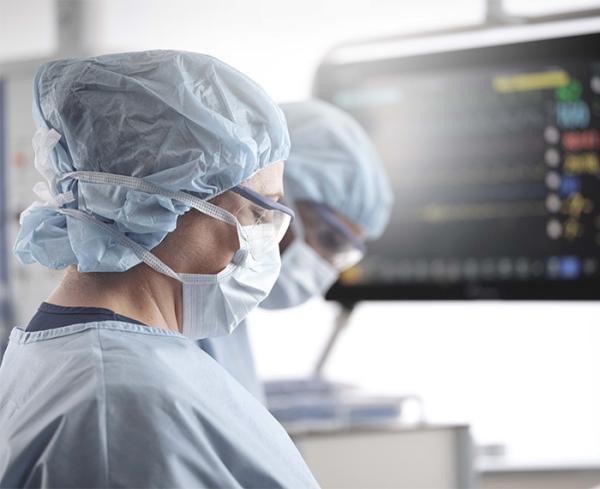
xmin=315 ymin=25 xmax=600 ymax=301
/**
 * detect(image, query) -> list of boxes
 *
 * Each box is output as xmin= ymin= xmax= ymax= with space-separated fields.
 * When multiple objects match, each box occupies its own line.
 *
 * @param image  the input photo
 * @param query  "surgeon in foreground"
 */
xmin=0 ymin=50 xmax=319 ymax=488
xmin=199 ymin=100 xmax=393 ymax=401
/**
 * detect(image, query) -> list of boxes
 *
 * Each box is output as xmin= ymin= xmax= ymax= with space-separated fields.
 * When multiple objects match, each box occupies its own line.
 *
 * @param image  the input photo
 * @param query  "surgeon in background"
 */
xmin=199 ymin=99 xmax=393 ymax=401
xmin=0 ymin=51 xmax=319 ymax=489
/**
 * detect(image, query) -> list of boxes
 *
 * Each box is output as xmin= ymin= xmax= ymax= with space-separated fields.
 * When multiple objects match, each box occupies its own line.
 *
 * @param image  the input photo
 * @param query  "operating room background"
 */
xmin=2 ymin=0 xmax=600 ymax=468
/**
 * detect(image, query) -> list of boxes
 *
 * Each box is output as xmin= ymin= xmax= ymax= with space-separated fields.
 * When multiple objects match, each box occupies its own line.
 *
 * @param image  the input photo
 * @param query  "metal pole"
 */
xmin=485 ymin=0 xmax=516 ymax=26
xmin=56 ymin=0 xmax=90 ymax=57
xmin=313 ymin=303 xmax=355 ymax=377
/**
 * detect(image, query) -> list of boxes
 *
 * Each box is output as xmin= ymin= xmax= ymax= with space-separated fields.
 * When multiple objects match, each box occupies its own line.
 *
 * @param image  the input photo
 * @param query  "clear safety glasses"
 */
xmin=301 ymin=202 xmax=366 ymax=271
xmin=231 ymin=186 xmax=294 ymax=245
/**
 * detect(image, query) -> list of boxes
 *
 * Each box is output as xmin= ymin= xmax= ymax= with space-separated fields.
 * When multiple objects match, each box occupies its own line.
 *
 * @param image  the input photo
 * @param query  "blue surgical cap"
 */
xmin=280 ymin=100 xmax=392 ymax=240
xmin=14 ymin=50 xmax=290 ymax=272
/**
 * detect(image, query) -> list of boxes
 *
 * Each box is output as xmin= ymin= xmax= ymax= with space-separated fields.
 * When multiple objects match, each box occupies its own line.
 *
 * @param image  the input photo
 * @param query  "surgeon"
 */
xmin=0 ymin=51 xmax=319 ymax=488
xmin=199 ymin=100 xmax=393 ymax=401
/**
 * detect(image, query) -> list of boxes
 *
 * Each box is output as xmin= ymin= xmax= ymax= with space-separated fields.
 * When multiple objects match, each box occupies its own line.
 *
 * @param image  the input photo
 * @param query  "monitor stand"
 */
xmin=312 ymin=303 xmax=355 ymax=377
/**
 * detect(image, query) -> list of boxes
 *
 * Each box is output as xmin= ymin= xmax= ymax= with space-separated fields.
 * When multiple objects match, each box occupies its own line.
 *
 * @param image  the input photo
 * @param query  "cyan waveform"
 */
xmin=556 ymin=101 xmax=591 ymax=129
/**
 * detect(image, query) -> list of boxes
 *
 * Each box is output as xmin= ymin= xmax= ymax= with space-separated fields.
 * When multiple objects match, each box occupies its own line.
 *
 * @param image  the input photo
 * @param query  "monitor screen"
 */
xmin=315 ymin=31 xmax=600 ymax=301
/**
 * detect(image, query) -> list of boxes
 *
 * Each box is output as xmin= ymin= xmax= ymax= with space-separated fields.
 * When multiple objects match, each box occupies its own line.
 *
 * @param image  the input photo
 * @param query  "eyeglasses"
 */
xmin=231 ymin=186 xmax=294 ymax=249
xmin=301 ymin=202 xmax=366 ymax=271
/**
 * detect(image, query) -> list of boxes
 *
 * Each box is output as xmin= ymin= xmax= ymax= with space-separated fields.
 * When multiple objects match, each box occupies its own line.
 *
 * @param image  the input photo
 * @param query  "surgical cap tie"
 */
xmin=58 ymin=207 xmax=183 ymax=281
xmin=21 ymin=126 xmax=254 ymax=276
xmin=28 ymin=127 xmax=240 ymax=231
xmin=62 ymin=171 xmax=238 ymax=226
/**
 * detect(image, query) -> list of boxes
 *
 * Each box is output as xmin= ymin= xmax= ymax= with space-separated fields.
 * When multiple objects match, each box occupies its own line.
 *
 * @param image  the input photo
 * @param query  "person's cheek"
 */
xmin=205 ymin=220 xmax=239 ymax=274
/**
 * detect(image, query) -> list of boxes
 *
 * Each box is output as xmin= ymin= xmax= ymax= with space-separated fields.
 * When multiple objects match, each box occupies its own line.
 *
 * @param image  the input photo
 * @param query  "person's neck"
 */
xmin=46 ymin=266 xmax=182 ymax=333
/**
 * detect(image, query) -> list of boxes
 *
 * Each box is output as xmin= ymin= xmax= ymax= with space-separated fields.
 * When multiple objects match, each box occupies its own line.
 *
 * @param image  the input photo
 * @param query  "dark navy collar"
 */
xmin=26 ymin=302 xmax=147 ymax=332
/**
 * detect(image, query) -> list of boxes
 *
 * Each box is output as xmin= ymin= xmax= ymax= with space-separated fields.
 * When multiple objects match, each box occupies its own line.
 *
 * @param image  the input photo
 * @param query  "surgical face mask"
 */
xmin=52 ymin=170 xmax=293 ymax=340
xmin=260 ymin=238 xmax=339 ymax=310
xmin=178 ymin=185 xmax=293 ymax=338
xmin=179 ymin=223 xmax=282 ymax=338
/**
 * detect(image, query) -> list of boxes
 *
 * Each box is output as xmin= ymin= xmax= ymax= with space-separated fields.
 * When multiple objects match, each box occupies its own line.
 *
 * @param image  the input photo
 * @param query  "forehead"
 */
xmin=242 ymin=161 xmax=284 ymax=196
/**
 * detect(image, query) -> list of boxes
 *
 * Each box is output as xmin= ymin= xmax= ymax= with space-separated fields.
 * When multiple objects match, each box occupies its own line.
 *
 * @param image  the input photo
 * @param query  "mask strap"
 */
xmin=58 ymin=208 xmax=183 ymax=282
xmin=63 ymin=171 xmax=239 ymax=227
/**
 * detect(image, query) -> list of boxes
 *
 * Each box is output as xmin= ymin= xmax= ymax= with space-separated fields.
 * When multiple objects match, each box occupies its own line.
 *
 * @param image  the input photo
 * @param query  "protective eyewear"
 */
xmin=302 ymin=202 xmax=366 ymax=271
xmin=232 ymin=186 xmax=294 ymax=245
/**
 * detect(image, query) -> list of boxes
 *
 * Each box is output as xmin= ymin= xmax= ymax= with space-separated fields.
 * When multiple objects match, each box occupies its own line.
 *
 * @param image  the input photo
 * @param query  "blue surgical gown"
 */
xmin=0 ymin=321 xmax=319 ymax=488
xmin=198 ymin=320 xmax=265 ymax=402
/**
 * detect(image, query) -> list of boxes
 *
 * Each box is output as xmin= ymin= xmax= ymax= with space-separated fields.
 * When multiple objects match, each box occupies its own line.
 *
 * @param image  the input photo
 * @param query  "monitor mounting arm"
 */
xmin=313 ymin=302 xmax=356 ymax=377
xmin=485 ymin=0 xmax=600 ymax=27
